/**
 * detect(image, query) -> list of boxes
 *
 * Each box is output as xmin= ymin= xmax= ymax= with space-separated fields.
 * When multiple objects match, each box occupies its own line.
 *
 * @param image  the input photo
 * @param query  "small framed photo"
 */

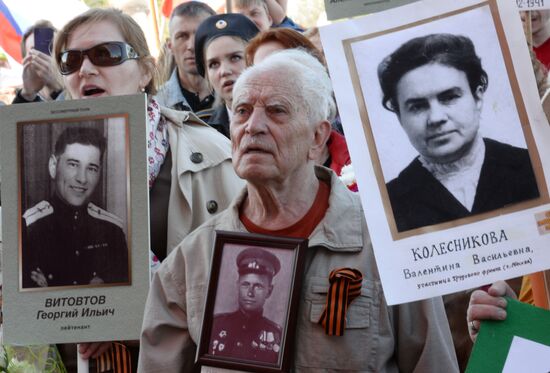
xmin=196 ymin=231 xmax=308 ymax=372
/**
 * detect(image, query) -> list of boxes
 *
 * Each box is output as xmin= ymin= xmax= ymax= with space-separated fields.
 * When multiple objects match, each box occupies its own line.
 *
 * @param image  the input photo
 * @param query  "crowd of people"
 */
xmin=2 ymin=1 xmax=550 ymax=372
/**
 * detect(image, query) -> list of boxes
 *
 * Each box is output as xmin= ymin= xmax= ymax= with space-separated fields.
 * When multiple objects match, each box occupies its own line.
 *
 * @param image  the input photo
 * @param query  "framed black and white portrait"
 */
xmin=197 ymin=231 xmax=307 ymax=372
xmin=18 ymin=116 xmax=130 ymax=290
xmin=1 ymin=94 xmax=150 ymax=345
xmin=321 ymin=0 xmax=550 ymax=304
xmin=344 ymin=2 xmax=549 ymax=238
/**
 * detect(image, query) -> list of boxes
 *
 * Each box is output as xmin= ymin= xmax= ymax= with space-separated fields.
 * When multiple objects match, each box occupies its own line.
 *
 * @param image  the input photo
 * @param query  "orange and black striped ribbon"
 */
xmin=317 ymin=268 xmax=363 ymax=336
xmin=95 ymin=342 xmax=132 ymax=373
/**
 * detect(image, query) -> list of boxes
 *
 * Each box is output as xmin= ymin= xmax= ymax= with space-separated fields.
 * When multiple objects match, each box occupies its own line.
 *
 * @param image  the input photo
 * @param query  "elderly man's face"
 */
xmin=231 ymin=70 xmax=314 ymax=182
xmin=395 ymin=63 xmax=483 ymax=163
xmin=237 ymin=273 xmax=272 ymax=314
xmin=49 ymin=143 xmax=101 ymax=207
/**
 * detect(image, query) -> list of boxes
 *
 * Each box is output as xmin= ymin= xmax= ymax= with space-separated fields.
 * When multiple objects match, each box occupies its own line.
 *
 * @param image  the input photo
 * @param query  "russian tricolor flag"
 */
xmin=0 ymin=0 xmax=22 ymax=63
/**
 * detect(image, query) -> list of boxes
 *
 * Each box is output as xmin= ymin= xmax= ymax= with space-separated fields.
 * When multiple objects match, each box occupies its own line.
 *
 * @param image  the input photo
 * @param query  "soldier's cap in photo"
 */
xmin=236 ymin=247 xmax=281 ymax=278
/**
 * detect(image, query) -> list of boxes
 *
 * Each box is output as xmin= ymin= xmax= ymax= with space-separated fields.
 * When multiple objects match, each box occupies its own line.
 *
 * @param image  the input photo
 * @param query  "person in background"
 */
xmin=155 ymin=1 xmax=216 ymax=113
xmin=521 ymin=10 xmax=550 ymax=69
xmin=303 ymin=27 xmax=323 ymax=58
xmin=232 ymin=0 xmax=303 ymax=32
xmin=51 ymin=7 xmax=242 ymax=371
xmin=194 ymin=13 xmax=259 ymax=138
xmin=155 ymin=40 xmax=175 ymax=87
xmin=244 ymin=28 xmax=351 ymax=180
xmin=12 ymin=20 xmax=63 ymax=104
xmin=139 ymin=48 xmax=459 ymax=373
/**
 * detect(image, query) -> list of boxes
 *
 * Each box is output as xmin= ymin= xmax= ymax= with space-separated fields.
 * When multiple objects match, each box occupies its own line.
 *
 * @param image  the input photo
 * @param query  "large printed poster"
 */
xmin=0 ymin=94 xmax=150 ymax=344
xmin=321 ymin=0 xmax=550 ymax=304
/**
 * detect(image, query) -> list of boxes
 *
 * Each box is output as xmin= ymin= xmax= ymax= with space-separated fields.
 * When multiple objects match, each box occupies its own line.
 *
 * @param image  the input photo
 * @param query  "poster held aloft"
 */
xmin=321 ymin=0 xmax=550 ymax=305
xmin=323 ymin=0 xmax=420 ymax=20
xmin=0 ymin=94 xmax=150 ymax=344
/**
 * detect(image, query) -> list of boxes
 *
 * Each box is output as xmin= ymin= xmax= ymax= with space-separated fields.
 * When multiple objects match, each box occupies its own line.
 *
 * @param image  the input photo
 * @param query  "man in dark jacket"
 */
xmin=22 ymin=127 xmax=128 ymax=288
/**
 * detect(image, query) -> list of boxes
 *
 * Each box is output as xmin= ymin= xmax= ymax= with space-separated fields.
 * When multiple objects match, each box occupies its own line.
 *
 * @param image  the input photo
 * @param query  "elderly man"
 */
xmin=139 ymin=49 xmax=459 ymax=372
xmin=155 ymin=1 xmax=215 ymax=113
xmin=22 ymin=126 xmax=128 ymax=288
xmin=380 ymin=33 xmax=539 ymax=232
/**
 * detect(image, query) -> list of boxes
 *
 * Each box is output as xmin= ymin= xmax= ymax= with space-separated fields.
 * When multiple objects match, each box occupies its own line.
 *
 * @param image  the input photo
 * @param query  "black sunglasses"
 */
xmin=58 ymin=41 xmax=139 ymax=75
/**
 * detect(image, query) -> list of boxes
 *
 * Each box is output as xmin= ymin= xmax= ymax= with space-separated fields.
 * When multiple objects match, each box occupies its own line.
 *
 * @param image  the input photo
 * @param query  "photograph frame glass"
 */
xmin=196 ymin=231 xmax=308 ymax=373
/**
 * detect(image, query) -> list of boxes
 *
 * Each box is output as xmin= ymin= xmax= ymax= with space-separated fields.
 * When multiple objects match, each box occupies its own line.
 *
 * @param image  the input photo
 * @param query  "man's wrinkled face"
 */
xmin=231 ymin=70 xmax=315 ymax=183
xmin=237 ymin=273 xmax=272 ymax=313
xmin=395 ymin=63 xmax=483 ymax=163
xmin=49 ymin=143 xmax=101 ymax=207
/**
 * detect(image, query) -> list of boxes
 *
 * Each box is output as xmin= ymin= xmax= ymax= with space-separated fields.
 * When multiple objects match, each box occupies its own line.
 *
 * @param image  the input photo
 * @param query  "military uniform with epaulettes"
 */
xmin=22 ymin=194 xmax=129 ymax=288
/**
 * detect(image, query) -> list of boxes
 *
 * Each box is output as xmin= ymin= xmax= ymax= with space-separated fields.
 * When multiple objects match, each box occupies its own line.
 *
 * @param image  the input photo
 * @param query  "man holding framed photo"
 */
xmin=139 ymin=49 xmax=458 ymax=372
xmin=209 ymin=247 xmax=282 ymax=364
xmin=21 ymin=126 xmax=129 ymax=289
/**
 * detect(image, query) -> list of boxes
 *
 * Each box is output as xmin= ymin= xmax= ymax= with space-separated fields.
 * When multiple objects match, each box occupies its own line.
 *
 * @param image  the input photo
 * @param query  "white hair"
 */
xmin=233 ymin=48 xmax=336 ymax=124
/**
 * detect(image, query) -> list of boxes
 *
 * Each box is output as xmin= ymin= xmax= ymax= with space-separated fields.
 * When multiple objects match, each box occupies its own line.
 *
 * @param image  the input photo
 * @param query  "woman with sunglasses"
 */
xmin=194 ymin=13 xmax=259 ymax=138
xmin=51 ymin=7 xmax=243 ymax=370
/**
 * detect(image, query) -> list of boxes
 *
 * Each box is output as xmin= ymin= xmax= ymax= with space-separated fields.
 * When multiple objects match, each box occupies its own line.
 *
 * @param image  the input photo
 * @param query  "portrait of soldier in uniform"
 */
xmin=21 ymin=126 xmax=129 ymax=289
xmin=378 ymin=33 xmax=540 ymax=232
xmin=209 ymin=247 xmax=282 ymax=364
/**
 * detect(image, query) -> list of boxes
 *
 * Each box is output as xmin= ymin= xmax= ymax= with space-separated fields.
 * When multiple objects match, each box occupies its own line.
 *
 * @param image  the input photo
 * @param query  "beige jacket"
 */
xmin=161 ymin=107 xmax=244 ymax=254
xmin=139 ymin=167 xmax=459 ymax=372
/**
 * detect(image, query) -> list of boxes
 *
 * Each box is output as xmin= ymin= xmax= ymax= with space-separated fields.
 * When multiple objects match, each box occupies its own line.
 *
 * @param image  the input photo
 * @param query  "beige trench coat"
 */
xmin=161 ymin=107 xmax=244 ymax=254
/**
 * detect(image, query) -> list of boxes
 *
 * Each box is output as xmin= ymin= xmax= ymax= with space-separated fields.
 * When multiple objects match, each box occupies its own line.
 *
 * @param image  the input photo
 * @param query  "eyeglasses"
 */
xmin=58 ymin=41 xmax=139 ymax=75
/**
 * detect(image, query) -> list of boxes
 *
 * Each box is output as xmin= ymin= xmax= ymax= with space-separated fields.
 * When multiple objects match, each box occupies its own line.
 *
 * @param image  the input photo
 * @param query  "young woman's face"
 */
xmin=205 ymin=36 xmax=247 ymax=106
xmin=62 ymin=20 xmax=151 ymax=99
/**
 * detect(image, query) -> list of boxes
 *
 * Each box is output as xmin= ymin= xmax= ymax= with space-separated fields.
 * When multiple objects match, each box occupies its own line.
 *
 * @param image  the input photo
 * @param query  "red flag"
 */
xmin=161 ymin=0 xmax=173 ymax=18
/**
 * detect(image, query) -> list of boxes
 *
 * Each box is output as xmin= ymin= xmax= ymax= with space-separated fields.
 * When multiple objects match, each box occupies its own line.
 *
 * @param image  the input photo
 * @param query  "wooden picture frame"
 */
xmin=196 ymin=231 xmax=308 ymax=373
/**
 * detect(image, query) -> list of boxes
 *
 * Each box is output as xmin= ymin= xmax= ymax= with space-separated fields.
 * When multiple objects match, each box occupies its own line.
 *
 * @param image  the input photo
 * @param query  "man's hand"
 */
xmin=466 ymin=280 xmax=517 ymax=342
xmin=78 ymin=342 xmax=113 ymax=360
xmin=30 ymin=267 xmax=48 ymax=287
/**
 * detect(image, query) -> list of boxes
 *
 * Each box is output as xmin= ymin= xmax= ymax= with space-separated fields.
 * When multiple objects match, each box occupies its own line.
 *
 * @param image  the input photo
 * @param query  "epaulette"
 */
xmin=23 ymin=200 xmax=54 ymax=227
xmin=87 ymin=203 xmax=124 ymax=229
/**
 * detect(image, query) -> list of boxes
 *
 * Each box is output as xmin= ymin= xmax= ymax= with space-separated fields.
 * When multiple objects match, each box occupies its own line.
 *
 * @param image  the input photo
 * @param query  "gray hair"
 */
xmin=233 ymin=48 xmax=336 ymax=124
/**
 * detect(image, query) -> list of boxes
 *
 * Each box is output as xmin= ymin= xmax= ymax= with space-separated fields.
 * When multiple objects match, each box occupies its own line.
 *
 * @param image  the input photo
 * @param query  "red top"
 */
xmin=240 ymin=181 xmax=330 ymax=239
xmin=327 ymin=130 xmax=351 ymax=176
xmin=535 ymin=38 xmax=550 ymax=69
